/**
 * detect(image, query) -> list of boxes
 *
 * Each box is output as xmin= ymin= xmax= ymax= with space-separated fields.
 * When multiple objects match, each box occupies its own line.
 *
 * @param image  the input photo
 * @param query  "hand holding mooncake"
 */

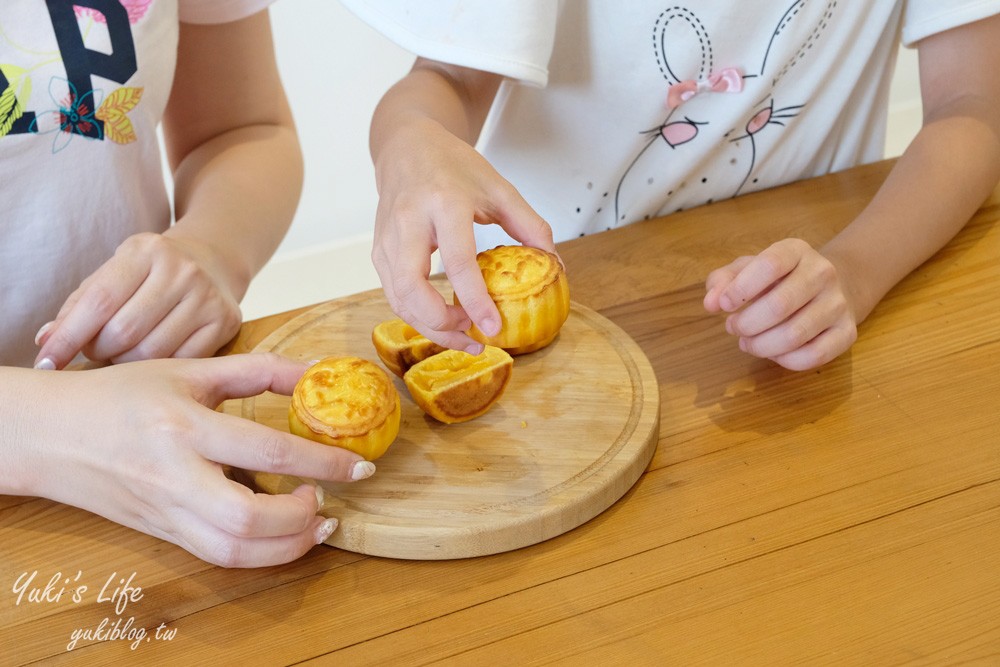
xmin=457 ymin=245 xmax=570 ymax=355
xmin=369 ymin=246 xmax=568 ymax=427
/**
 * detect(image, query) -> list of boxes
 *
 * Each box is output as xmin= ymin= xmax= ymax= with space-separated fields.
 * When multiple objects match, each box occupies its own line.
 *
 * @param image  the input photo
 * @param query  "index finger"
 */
xmin=381 ymin=250 xmax=481 ymax=352
xmin=182 ymin=353 xmax=378 ymax=482
xmin=489 ymin=180 xmax=557 ymax=254
xmin=200 ymin=409 xmax=376 ymax=484
xmin=181 ymin=352 xmax=309 ymax=407
xmin=718 ymin=247 xmax=800 ymax=312
xmin=438 ymin=226 xmax=501 ymax=340
xmin=35 ymin=260 xmax=150 ymax=370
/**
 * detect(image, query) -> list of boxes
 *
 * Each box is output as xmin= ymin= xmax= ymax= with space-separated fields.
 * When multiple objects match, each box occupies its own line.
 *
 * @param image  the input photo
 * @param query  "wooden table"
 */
xmin=3 ymin=160 xmax=998 ymax=665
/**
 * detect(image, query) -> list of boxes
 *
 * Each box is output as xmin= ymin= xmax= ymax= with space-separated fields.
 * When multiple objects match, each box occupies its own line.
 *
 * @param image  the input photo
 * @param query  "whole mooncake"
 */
xmin=288 ymin=356 xmax=401 ymax=460
xmin=457 ymin=245 xmax=570 ymax=355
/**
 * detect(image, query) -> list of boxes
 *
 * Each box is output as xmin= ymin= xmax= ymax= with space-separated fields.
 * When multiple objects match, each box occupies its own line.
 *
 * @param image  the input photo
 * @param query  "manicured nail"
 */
xmin=314 ymin=518 xmax=338 ymax=544
xmin=351 ymin=460 xmax=376 ymax=481
xmin=34 ymin=321 xmax=54 ymax=346
xmin=34 ymin=357 xmax=56 ymax=371
xmin=314 ymin=485 xmax=325 ymax=509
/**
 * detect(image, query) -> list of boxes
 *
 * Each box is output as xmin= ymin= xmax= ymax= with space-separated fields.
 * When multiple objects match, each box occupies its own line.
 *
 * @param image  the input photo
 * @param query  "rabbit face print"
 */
xmin=612 ymin=1 xmax=837 ymax=227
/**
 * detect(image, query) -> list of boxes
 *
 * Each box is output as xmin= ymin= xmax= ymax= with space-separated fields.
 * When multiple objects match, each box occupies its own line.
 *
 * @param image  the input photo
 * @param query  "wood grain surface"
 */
xmin=225 ymin=294 xmax=659 ymax=560
xmin=2 ymin=160 xmax=998 ymax=666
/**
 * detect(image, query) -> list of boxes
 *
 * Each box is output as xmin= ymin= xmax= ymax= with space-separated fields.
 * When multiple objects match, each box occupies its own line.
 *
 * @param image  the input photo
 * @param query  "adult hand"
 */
xmin=13 ymin=353 xmax=375 ymax=567
xmin=34 ymin=232 xmax=243 ymax=370
xmin=372 ymin=119 xmax=555 ymax=353
xmin=703 ymin=238 xmax=859 ymax=370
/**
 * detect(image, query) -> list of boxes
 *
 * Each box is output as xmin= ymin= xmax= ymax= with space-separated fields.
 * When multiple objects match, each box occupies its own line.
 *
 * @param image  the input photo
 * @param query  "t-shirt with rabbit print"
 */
xmin=343 ymin=0 xmax=1000 ymax=251
xmin=0 ymin=0 xmax=274 ymax=367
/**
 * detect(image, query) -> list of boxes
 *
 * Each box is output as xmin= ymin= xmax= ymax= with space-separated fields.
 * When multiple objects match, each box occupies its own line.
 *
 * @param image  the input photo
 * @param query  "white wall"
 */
xmin=239 ymin=1 xmax=414 ymax=320
xmin=885 ymin=44 xmax=922 ymax=157
xmin=241 ymin=5 xmax=924 ymax=320
xmin=268 ymin=0 xmax=413 ymax=254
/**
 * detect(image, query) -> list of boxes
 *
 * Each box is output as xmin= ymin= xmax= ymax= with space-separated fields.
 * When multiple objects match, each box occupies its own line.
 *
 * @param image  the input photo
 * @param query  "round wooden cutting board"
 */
xmin=225 ymin=290 xmax=659 ymax=560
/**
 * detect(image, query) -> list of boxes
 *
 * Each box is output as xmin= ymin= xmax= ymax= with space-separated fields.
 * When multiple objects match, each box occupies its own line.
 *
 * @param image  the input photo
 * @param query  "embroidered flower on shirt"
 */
xmin=75 ymin=0 xmax=153 ymax=25
xmin=59 ymin=92 xmax=95 ymax=135
xmin=29 ymin=78 xmax=103 ymax=153
xmin=26 ymin=77 xmax=143 ymax=150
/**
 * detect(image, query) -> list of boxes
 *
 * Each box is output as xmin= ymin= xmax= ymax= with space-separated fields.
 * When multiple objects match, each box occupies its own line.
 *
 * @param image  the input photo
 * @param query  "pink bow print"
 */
xmin=666 ymin=67 xmax=744 ymax=109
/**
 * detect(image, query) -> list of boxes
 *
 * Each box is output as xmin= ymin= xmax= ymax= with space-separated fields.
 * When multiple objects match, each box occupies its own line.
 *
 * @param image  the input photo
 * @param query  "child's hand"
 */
xmin=15 ymin=354 xmax=375 ymax=568
xmin=372 ymin=120 xmax=556 ymax=353
xmin=703 ymin=238 xmax=859 ymax=370
xmin=33 ymin=232 xmax=242 ymax=370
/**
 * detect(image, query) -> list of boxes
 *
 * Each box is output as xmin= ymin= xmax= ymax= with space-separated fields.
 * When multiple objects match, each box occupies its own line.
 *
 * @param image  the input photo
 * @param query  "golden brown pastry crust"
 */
xmin=403 ymin=346 xmax=513 ymax=424
xmin=289 ymin=356 xmax=401 ymax=460
xmin=457 ymin=245 xmax=570 ymax=355
xmin=371 ymin=318 xmax=447 ymax=377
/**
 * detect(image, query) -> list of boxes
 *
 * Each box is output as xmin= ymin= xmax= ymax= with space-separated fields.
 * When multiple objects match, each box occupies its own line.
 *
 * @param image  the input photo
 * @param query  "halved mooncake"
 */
xmin=371 ymin=318 xmax=447 ymax=377
xmin=403 ymin=346 xmax=513 ymax=424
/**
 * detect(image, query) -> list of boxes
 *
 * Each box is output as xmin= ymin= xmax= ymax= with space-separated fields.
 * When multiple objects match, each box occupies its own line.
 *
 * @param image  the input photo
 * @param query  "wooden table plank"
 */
xmin=323 ymin=481 xmax=1000 ymax=666
xmin=39 ymin=383 xmax=994 ymax=664
xmin=3 ymin=159 xmax=999 ymax=665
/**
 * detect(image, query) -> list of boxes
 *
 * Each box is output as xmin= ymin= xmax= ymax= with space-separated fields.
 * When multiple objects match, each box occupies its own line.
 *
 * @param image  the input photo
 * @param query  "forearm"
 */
xmin=168 ymin=123 xmax=303 ymax=301
xmin=822 ymin=100 xmax=1000 ymax=322
xmin=160 ymin=12 xmax=302 ymax=303
xmin=370 ymin=60 xmax=501 ymax=189
xmin=0 ymin=368 xmax=57 ymax=497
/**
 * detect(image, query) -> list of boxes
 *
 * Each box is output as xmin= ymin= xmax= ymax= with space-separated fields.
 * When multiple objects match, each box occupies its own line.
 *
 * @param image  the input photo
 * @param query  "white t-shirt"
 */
xmin=343 ymin=0 xmax=1000 ymax=251
xmin=0 ymin=0 xmax=274 ymax=367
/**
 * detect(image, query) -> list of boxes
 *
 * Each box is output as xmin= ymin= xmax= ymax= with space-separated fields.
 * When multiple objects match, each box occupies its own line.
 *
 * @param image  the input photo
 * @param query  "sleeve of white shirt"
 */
xmin=902 ymin=0 xmax=1000 ymax=45
xmin=339 ymin=0 xmax=559 ymax=86
xmin=179 ymin=0 xmax=277 ymax=25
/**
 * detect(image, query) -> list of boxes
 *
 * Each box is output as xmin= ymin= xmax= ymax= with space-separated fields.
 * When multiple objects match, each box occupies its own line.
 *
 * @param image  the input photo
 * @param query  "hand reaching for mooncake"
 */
xmin=1 ymin=353 xmax=374 ymax=568
xmin=369 ymin=113 xmax=558 ymax=354
xmin=457 ymin=245 xmax=570 ymax=355
xmin=368 ymin=245 xmax=568 ymax=426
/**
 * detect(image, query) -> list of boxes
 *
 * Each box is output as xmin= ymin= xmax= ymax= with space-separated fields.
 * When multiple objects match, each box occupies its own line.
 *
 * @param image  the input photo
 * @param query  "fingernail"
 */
xmin=314 ymin=485 xmax=325 ymax=509
xmin=314 ymin=517 xmax=338 ymax=544
xmin=720 ymin=295 xmax=734 ymax=311
xmin=34 ymin=321 xmax=54 ymax=346
xmin=351 ymin=460 xmax=376 ymax=481
xmin=725 ymin=317 xmax=736 ymax=335
xmin=307 ymin=359 xmax=322 ymax=366
xmin=464 ymin=343 xmax=485 ymax=356
xmin=481 ymin=317 xmax=501 ymax=337
xmin=34 ymin=357 xmax=56 ymax=371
